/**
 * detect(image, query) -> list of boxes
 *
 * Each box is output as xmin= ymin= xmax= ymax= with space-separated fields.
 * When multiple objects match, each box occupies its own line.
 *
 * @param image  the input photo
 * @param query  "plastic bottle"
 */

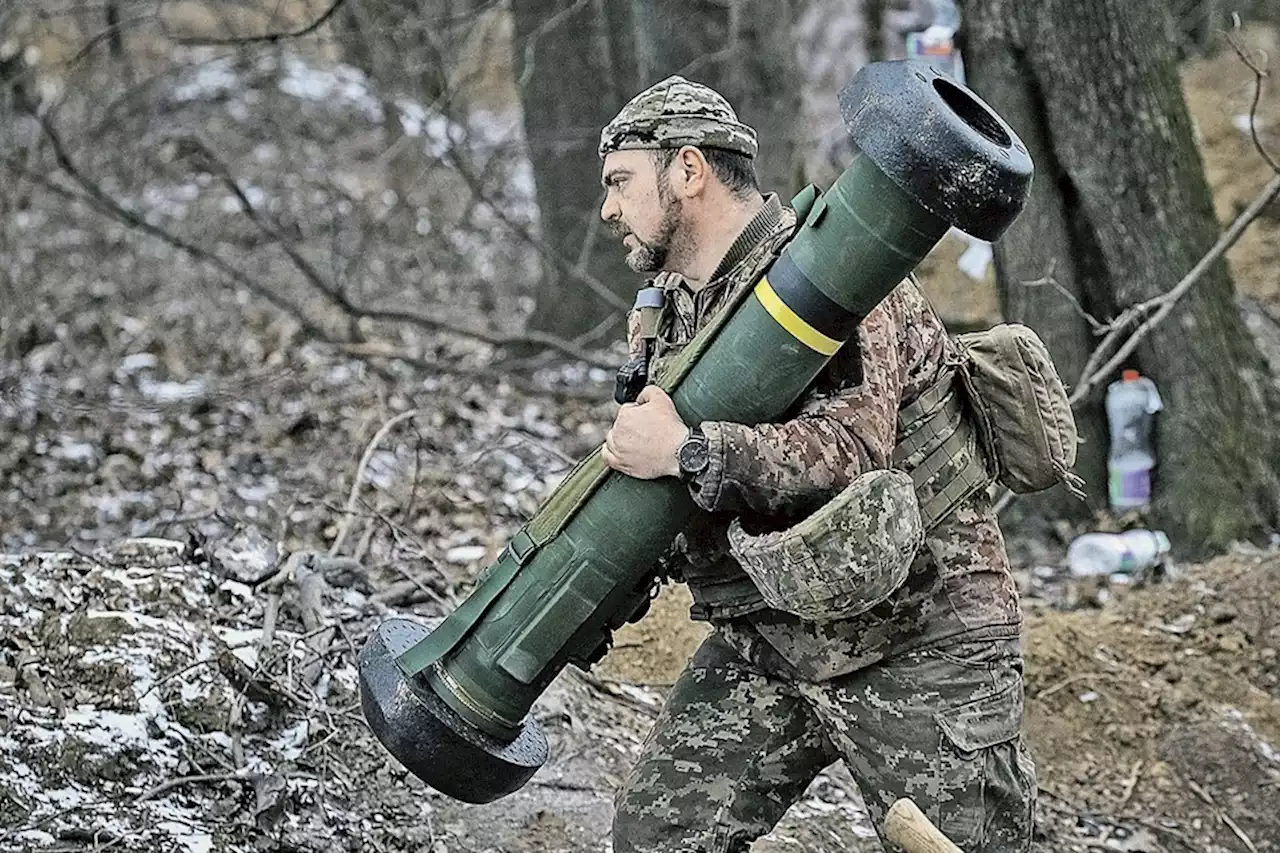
xmin=1067 ymin=529 xmax=1171 ymax=577
xmin=1105 ymin=370 xmax=1163 ymax=511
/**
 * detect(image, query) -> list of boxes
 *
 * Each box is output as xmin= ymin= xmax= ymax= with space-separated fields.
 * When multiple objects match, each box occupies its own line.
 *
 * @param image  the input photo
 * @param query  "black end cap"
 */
xmin=840 ymin=60 xmax=1033 ymax=241
xmin=359 ymin=618 xmax=548 ymax=804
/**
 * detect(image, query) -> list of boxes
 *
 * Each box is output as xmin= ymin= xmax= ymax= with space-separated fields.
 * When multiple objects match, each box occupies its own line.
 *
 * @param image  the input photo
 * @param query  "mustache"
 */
xmin=608 ymin=220 xmax=631 ymax=239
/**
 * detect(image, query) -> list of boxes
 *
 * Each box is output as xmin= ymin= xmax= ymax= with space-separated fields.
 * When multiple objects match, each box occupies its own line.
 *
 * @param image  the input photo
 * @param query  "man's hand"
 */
xmin=603 ymin=386 xmax=687 ymax=479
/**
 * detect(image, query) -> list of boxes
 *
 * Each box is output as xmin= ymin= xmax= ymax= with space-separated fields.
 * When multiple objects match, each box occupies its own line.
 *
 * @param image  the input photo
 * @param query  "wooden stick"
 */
xmin=884 ymin=798 xmax=965 ymax=853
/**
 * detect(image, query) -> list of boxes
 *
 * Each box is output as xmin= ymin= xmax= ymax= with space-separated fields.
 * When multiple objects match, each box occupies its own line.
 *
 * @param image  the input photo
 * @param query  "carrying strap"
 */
xmin=522 ymin=204 xmax=808 ymax=553
xmin=520 ymin=275 xmax=760 ymax=549
xmin=398 ymin=192 xmax=816 ymax=672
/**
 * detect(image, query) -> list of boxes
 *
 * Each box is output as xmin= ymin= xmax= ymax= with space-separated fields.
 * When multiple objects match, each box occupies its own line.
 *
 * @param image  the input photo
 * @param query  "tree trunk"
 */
xmin=631 ymin=0 xmax=804 ymax=195
xmin=511 ymin=0 xmax=804 ymax=341
xmin=509 ymin=0 xmax=642 ymax=343
xmin=960 ymin=0 xmax=1280 ymax=554
xmin=865 ymin=0 xmax=888 ymax=61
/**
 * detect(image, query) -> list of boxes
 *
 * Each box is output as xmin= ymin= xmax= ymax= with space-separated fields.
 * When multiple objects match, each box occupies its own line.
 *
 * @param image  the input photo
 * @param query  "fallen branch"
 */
xmin=336 ymin=342 xmax=616 ymax=401
xmin=569 ymin=669 xmax=661 ymax=718
xmin=134 ymin=771 xmax=260 ymax=804
xmin=1116 ymin=759 xmax=1144 ymax=811
xmin=294 ymin=557 xmax=336 ymax=690
xmin=1034 ymin=671 xmax=1119 ymax=701
xmin=216 ymin=643 xmax=300 ymax=709
xmin=371 ymin=578 xmax=447 ymax=607
xmin=1038 ymin=786 xmax=1199 ymax=852
xmin=255 ymin=552 xmax=353 ymax=692
xmin=1187 ymin=777 xmax=1259 ymax=853
xmin=330 ymin=409 xmax=421 ymax=557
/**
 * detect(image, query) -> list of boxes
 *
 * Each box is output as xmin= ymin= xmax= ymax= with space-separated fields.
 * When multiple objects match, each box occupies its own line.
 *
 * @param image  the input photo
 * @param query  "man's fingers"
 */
xmin=601 ymin=444 xmax=630 ymax=475
xmin=635 ymin=384 xmax=665 ymax=405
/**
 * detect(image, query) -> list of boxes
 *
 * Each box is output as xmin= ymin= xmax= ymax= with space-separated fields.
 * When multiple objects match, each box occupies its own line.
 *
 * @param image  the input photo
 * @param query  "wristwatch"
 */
xmin=676 ymin=425 xmax=710 ymax=481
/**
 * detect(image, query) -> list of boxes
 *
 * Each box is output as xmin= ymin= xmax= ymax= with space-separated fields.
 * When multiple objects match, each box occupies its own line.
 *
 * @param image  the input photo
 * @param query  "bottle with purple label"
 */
xmin=1105 ymin=369 xmax=1163 ymax=510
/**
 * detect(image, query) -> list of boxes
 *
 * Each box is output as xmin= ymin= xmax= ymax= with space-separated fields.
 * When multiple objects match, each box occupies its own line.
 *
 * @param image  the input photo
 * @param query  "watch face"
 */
xmin=679 ymin=437 xmax=710 ymax=475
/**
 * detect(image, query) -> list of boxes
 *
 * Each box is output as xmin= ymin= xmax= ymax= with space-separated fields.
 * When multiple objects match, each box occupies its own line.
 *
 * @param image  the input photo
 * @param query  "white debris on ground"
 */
xmin=0 ymin=539 xmax=882 ymax=853
xmin=0 ymin=539 xmax=352 ymax=853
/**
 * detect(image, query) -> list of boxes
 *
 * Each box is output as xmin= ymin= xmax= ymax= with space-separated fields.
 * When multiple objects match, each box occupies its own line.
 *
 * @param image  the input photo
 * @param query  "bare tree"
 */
xmin=960 ymin=0 xmax=1280 ymax=553
xmin=507 ymin=0 xmax=639 ymax=344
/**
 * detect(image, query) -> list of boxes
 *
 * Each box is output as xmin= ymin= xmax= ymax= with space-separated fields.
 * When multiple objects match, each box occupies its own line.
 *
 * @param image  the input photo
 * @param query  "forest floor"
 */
xmin=2 ymin=19 xmax=1280 ymax=853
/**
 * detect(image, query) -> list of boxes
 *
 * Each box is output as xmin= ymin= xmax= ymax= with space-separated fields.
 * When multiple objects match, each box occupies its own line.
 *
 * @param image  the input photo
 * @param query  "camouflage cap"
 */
xmin=599 ymin=75 xmax=758 ymax=159
xmin=727 ymin=469 xmax=924 ymax=623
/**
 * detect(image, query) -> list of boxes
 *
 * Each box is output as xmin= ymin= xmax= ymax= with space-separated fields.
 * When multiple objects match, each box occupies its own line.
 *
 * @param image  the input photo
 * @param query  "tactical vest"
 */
xmin=684 ymin=367 xmax=993 ymax=621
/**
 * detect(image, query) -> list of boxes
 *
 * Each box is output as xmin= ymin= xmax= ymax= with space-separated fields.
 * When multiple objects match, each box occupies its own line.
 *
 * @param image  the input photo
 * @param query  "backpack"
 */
xmin=954 ymin=323 xmax=1084 ymax=498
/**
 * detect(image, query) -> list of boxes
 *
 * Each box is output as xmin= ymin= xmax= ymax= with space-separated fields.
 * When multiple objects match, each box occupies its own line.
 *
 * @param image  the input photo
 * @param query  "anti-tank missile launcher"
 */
xmin=359 ymin=60 xmax=1034 ymax=805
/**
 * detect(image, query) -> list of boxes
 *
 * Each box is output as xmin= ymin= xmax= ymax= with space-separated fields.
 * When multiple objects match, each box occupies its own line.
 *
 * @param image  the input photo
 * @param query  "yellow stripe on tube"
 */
xmin=753 ymin=277 xmax=842 ymax=355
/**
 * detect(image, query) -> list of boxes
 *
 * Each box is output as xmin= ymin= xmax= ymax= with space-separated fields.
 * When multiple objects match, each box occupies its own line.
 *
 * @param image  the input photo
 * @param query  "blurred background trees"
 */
xmin=508 ymin=0 xmax=803 ymax=341
xmin=1 ymin=0 xmax=1278 ymax=556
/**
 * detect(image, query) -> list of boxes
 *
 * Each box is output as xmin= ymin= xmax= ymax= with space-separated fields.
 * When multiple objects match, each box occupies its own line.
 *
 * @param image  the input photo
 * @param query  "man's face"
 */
xmin=600 ymin=149 xmax=685 ymax=273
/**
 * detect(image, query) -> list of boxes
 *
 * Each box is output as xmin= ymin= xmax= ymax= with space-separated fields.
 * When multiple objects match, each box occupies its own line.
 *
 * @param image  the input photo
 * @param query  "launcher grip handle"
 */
xmin=884 ymin=798 xmax=964 ymax=853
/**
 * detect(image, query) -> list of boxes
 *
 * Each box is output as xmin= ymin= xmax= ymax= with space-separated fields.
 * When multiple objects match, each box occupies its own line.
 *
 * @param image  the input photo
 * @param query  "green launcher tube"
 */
xmin=359 ymin=60 xmax=1034 ymax=805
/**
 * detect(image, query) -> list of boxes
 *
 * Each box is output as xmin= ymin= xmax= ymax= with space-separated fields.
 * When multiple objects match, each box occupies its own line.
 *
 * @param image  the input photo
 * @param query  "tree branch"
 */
xmin=19 ymin=108 xmax=616 ymax=371
xmin=442 ymin=146 xmax=631 ymax=313
xmin=1020 ymin=258 xmax=1108 ymax=333
xmin=330 ymin=409 xmax=421 ymax=557
xmin=23 ymin=102 xmax=329 ymax=339
xmin=135 ymin=771 xmax=260 ymax=803
xmin=168 ymin=135 xmax=618 ymax=366
xmin=351 ymin=304 xmax=617 ymax=368
xmin=1069 ymin=172 xmax=1280 ymax=406
xmin=996 ymin=33 xmax=1280 ymax=515
xmin=167 ymin=0 xmax=350 ymax=46
xmin=1227 ymin=17 xmax=1278 ymax=174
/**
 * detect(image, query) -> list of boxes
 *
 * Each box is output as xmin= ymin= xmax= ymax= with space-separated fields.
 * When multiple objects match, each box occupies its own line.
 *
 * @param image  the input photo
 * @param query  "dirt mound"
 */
xmin=600 ymin=584 xmax=709 ymax=686
xmin=1026 ymin=547 xmax=1280 ymax=852
xmin=602 ymin=548 xmax=1280 ymax=852
xmin=0 ymin=540 xmax=884 ymax=853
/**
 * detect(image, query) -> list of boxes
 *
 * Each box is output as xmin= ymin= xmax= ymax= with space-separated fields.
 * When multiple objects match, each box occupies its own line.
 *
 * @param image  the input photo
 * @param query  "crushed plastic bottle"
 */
xmin=1066 ymin=529 xmax=1171 ymax=578
xmin=1105 ymin=369 xmax=1163 ymax=511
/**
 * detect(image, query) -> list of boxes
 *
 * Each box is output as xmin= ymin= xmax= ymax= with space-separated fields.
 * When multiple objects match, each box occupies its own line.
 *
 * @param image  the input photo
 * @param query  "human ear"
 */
xmin=677 ymin=146 xmax=708 ymax=197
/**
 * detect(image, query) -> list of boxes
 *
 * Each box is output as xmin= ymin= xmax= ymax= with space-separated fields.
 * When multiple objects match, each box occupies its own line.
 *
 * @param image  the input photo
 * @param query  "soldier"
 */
xmin=597 ymin=75 xmax=1037 ymax=852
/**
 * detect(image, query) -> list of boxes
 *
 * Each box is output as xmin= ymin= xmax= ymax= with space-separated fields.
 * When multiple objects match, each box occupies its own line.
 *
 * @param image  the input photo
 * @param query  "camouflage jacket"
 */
xmin=627 ymin=194 xmax=1022 ymax=681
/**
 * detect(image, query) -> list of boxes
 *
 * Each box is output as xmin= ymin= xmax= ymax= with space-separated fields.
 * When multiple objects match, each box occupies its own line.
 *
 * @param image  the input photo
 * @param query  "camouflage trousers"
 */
xmin=612 ymin=629 xmax=1035 ymax=853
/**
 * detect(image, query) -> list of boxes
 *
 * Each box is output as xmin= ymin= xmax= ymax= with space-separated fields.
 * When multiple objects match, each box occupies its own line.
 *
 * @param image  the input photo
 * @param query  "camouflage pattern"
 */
xmin=629 ymin=196 xmax=1023 ymax=681
xmin=612 ymin=631 xmax=1036 ymax=853
xmin=614 ymin=192 xmax=1033 ymax=850
xmin=726 ymin=469 xmax=925 ymax=622
xmin=599 ymin=75 xmax=759 ymax=159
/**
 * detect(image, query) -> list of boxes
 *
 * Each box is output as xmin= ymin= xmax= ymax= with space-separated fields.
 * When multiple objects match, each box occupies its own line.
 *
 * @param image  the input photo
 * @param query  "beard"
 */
xmin=614 ymin=194 xmax=684 ymax=273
